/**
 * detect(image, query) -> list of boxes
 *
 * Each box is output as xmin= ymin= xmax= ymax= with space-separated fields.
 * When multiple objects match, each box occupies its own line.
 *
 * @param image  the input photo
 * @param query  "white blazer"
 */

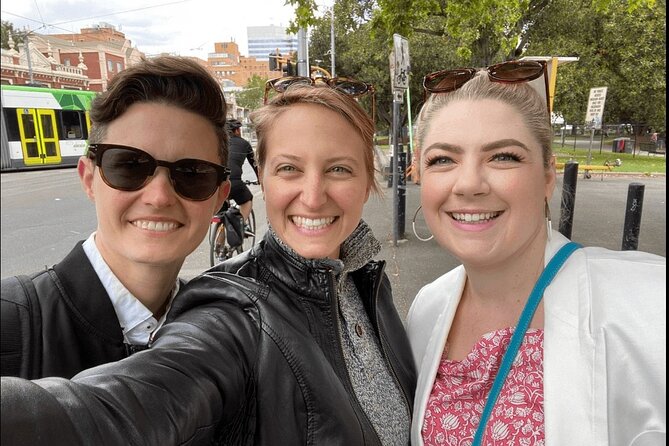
xmin=407 ymin=231 xmax=666 ymax=446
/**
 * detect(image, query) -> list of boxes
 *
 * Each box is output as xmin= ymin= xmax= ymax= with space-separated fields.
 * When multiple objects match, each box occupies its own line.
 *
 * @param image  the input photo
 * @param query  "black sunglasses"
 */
xmin=423 ymin=60 xmax=549 ymax=113
xmin=263 ymin=75 xmax=376 ymax=122
xmin=87 ymin=144 xmax=229 ymax=201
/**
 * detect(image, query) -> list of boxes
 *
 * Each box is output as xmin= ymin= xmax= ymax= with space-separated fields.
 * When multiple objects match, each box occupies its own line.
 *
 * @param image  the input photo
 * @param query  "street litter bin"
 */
xmin=612 ymin=137 xmax=632 ymax=153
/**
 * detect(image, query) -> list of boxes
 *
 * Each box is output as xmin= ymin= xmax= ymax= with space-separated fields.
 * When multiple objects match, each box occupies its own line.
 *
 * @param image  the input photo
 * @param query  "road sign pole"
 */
xmin=392 ymin=89 xmax=403 ymax=246
xmin=390 ymin=34 xmax=410 ymax=247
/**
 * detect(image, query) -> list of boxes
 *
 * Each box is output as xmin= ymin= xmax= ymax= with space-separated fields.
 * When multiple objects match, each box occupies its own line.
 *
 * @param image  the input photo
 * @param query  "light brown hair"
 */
xmin=249 ymin=84 xmax=380 ymax=194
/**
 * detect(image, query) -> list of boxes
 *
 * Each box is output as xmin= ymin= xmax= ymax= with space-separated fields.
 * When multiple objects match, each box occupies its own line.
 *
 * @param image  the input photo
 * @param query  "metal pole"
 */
xmin=559 ymin=161 xmax=579 ymax=239
xmin=622 ymin=183 xmax=645 ymax=250
xmin=587 ymin=127 xmax=595 ymax=165
xmin=397 ymin=151 xmax=406 ymax=237
xmin=297 ymin=28 xmax=309 ymax=77
xmin=330 ymin=8 xmax=335 ymax=77
xmin=392 ymin=90 xmax=403 ymax=246
xmin=24 ymin=34 xmax=34 ymax=85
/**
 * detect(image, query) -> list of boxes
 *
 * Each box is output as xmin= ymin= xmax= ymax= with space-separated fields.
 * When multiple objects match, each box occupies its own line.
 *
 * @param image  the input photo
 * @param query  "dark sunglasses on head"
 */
xmin=423 ymin=60 xmax=549 ymax=113
xmin=87 ymin=144 xmax=229 ymax=201
xmin=263 ymin=75 xmax=376 ymax=122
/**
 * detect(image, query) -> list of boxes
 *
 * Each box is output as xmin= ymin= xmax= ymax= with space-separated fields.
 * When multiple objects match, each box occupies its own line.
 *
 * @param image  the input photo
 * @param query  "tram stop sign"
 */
xmin=391 ymin=34 xmax=410 ymax=91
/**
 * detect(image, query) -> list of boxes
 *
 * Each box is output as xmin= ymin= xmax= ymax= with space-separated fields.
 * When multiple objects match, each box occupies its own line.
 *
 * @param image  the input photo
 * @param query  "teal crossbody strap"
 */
xmin=472 ymin=241 xmax=581 ymax=446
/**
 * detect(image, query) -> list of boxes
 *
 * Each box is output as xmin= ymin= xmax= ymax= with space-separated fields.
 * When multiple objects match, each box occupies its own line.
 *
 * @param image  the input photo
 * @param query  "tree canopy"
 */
xmin=295 ymin=0 xmax=665 ymax=132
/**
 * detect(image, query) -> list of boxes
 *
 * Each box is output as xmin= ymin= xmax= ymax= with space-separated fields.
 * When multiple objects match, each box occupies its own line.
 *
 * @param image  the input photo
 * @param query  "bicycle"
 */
xmin=209 ymin=181 xmax=258 ymax=266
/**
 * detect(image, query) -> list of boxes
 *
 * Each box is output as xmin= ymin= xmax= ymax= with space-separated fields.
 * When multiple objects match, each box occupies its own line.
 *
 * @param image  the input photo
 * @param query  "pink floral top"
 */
xmin=422 ymin=328 xmax=545 ymax=446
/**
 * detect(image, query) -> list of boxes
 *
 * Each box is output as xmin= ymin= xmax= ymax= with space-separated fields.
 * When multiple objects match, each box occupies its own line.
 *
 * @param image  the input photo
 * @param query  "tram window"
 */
xmin=40 ymin=114 xmax=55 ymax=138
xmin=60 ymin=110 xmax=84 ymax=139
xmin=3 ymin=109 xmax=21 ymax=141
xmin=20 ymin=114 xmax=36 ymax=139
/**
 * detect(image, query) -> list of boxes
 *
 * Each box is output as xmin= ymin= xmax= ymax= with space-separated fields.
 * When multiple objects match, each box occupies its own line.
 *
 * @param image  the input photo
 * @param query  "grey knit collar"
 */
xmin=267 ymin=220 xmax=381 ymax=276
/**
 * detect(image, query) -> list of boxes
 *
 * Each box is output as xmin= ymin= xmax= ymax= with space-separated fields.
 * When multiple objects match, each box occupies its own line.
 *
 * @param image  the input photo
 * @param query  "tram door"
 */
xmin=15 ymin=108 xmax=61 ymax=166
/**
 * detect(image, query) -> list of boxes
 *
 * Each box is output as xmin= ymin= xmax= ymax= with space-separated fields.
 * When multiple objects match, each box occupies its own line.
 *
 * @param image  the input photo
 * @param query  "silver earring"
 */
xmin=545 ymin=198 xmax=552 ymax=241
xmin=412 ymin=205 xmax=434 ymax=242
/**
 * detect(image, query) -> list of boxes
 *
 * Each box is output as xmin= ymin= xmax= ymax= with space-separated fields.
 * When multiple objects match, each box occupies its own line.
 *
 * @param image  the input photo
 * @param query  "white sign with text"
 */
xmin=584 ymin=86 xmax=608 ymax=129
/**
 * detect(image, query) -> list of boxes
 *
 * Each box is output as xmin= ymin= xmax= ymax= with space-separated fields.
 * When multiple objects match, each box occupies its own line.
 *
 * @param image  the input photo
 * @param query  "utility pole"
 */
xmin=330 ymin=8 xmax=335 ymax=77
xmin=23 ymin=30 xmax=35 ymax=85
xmin=297 ymin=28 xmax=309 ymax=77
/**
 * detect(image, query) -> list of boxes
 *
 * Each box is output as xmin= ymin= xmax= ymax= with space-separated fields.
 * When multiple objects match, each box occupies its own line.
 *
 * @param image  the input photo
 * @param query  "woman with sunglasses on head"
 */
xmin=0 ymin=56 xmax=230 ymax=379
xmin=407 ymin=61 xmax=665 ymax=445
xmin=1 ymin=83 xmax=415 ymax=445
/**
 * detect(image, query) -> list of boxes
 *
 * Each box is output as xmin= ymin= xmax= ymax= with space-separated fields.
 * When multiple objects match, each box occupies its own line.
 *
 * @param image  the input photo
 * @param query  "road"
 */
xmin=0 ymin=164 xmax=263 ymax=280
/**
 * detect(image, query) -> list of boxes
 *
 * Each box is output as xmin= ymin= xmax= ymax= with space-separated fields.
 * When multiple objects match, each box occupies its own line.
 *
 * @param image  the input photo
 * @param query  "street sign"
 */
xmin=392 ymin=34 xmax=410 ymax=90
xmin=584 ymin=86 xmax=607 ymax=130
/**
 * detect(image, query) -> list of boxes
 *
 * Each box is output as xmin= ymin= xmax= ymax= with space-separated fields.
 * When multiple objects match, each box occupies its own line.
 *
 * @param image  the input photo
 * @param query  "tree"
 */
xmin=525 ymin=0 xmax=666 ymax=133
xmin=291 ymin=0 xmax=656 ymax=67
xmin=235 ymin=75 xmax=268 ymax=111
xmin=1 ymin=21 xmax=27 ymax=50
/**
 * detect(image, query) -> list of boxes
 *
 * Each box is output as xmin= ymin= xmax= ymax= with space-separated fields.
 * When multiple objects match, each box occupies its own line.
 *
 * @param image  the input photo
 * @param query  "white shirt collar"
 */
xmin=82 ymin=233 xmax=179 ymax=345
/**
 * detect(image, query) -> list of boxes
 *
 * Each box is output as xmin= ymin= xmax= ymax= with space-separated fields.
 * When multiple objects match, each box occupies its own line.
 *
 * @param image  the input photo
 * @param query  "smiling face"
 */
xmin=420 ymin=98 xmax=555 ymax=269
xmin=79 ymin=102 xmax=229 ymax=275
xmin=260 ymin=103 xmax=371 ymax=259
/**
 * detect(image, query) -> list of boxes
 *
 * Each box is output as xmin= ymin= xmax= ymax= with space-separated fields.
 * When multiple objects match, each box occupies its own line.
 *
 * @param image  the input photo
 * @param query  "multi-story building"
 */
xmin=1 ymin=34 xmax=89 ymax=89
xmin=0 ymin=22 xmax=145 ymax=92
xmin=207 ymin=41 xmax=280 ymax=87
xmin=247 ymin=25 xmax=297 ymax=62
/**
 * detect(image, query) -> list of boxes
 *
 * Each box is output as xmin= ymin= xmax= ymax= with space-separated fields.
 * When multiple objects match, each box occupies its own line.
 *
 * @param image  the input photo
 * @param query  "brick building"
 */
xmin=207 ymin=41 xmax=280 ymax=87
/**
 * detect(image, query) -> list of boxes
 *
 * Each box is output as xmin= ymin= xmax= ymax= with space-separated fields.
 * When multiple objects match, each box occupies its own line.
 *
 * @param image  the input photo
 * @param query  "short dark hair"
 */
xmin=89 ymin=56 xmax=228 ymax=164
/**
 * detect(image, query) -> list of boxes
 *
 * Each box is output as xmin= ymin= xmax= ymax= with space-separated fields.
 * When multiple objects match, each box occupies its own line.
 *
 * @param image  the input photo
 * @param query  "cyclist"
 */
xmin=224 ymin=119 xmax=258 ymax=228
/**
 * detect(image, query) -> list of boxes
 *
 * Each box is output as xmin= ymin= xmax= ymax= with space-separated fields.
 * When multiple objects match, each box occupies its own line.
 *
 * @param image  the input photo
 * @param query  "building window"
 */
xmin=116 ymin=62 xmax=123 ymax=72
xmin=107 ymin=60 xmax=113 ymax=72
xmin=64 ymin=59 xmax=71 ymax=66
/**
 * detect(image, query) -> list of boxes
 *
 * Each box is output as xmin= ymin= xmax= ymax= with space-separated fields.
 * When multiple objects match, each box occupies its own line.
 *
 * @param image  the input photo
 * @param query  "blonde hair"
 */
xmin=249 ymin=84 xmax=380 ymax=194
xmin=415 ymin=72 xmax=553 ymax=167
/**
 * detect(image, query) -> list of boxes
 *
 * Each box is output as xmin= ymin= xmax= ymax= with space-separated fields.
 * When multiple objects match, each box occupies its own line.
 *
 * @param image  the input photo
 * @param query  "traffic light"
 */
xmin=282 ymin=61 xmax=297 ymax=77
xmin=268 ymin=51 xmax=280 ymax=71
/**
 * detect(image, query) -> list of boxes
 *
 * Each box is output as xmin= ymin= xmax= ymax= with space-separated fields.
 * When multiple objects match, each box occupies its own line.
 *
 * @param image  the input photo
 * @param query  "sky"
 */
xmin=1 ymin=0 xmax=315 ymax=60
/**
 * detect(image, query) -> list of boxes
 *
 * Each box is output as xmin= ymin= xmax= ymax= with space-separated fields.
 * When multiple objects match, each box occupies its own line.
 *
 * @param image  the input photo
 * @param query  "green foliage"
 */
xmin=526 ymin=0 xmax=666 ymax=133
xmin=292 ymin=0 xmax=665 ymax=135
xmin=236 ymin=75 xmax=268 ymax=111
xmin=1 ymin=21 xmax=27 ymax=50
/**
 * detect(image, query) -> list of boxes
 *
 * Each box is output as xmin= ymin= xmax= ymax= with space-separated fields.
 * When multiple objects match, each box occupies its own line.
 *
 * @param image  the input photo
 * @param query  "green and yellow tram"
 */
xmin=1 ymin=85 xmax=96 ymax=171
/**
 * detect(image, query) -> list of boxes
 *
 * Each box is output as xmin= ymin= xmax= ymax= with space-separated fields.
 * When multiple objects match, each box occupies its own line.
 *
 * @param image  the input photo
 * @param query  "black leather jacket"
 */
xmin=0 ymin=242 xmax=130 ymax=379
xmin=0 ymin=228 xmax=416 ymax=445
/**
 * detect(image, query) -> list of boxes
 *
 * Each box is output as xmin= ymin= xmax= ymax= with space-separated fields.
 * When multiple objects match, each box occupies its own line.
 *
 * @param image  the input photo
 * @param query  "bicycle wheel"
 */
xmin=209 ymin=222 xmax=227 ymax=266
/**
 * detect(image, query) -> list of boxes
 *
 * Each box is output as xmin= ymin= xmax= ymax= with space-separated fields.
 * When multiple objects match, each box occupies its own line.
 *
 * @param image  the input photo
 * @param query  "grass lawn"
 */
xmin=375 ymin=143 xmax=666 ymax=175
xmin=553 ymin=146 xmax=666 ymax=175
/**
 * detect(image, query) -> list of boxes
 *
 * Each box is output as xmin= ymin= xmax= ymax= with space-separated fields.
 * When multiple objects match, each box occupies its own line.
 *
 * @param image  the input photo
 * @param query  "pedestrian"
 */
xmin=1 ymin=82 xmax=416 ymax=445
xmin=0 ymin=56 xmax=230 ymax=379
xmin=223 ymin=118 xmax=258 ymax=223
xmin=407 ymin=61 xmax=666 ymax=445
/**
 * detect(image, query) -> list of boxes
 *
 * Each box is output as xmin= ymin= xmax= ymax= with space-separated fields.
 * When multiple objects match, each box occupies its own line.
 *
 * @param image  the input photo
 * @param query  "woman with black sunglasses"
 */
xmin=1 ymin=84 xmax=416 ymax=445
xmin=0 ymin=56 xmax=230 ymax=380
xmin=407 ymin=64 xmax=665 ymax=445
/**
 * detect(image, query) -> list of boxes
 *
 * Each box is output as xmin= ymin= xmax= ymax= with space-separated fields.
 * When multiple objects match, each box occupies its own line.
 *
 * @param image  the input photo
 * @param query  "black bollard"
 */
xmin=397 ymin=151 xmax=407 ymax=237
xmin=559 ymin=162 xmax=579 ymax=239
xmin=621 ymin=183 xmax=645 ymax=250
